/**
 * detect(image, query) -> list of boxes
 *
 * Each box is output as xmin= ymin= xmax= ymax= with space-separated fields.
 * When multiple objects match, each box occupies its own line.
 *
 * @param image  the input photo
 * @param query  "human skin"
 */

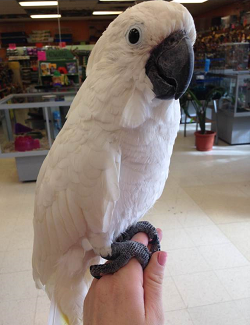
xmin=84 ymin=229 xmax=166 ymax=325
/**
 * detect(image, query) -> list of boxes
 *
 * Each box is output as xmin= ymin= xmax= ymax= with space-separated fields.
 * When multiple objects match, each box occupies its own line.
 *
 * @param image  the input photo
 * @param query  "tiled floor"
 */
xmin=0 ymin=124 xmax=250 ymax=325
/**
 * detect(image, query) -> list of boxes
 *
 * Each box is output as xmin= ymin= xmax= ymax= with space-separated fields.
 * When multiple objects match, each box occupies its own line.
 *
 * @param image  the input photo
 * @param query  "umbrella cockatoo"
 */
xmin=32 ymin=1 xmax=196 ymax=324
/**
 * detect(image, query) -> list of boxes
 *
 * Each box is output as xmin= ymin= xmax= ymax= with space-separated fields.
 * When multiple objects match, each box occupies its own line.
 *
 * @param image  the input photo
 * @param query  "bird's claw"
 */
xmin=90 ymin=241 xmax=150 ymax=279
xmin=90 ymin=221 xmax=160 ymax=279
xmin=116 ymin=221 xmax=161 ymax=253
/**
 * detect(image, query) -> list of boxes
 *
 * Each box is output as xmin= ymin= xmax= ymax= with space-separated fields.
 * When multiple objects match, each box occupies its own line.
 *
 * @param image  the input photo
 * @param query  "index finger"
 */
xmin=117 ymin=228 xmax=162 ymax=278
xmin=91 ymin=228 xmax=163 ymax=285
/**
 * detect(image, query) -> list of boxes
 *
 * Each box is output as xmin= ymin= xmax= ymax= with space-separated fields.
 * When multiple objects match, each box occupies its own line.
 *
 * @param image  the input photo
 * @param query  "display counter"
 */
xmin=0 ymin=92 xmax=76 ymax=181
xmin=210 ymin=71 xmax=250 ymax=144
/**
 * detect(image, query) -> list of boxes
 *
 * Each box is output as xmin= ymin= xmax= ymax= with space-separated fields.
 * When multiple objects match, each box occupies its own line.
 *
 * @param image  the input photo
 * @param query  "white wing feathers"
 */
xmin=33 ymin=98 xmax=121 ymax=287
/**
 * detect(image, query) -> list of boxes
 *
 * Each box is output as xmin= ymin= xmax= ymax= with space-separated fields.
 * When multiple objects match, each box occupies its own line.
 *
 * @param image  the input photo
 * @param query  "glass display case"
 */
xmin=209 ymin=71 xmax=250 ymax=144
xmin=195 ymin=42 xmax=249 ymax=71
xmin=219 ymin=43 xmax=249 ymax=71
xmin=0 ymin=92 xmax=76 ymax=181
xmin=216 ymin=72 xmax=250 ymax=115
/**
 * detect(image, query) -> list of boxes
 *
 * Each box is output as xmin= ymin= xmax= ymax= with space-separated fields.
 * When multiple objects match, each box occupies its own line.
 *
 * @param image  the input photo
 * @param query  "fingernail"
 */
xmin=158 ymin=251 xmax=167 ymax=266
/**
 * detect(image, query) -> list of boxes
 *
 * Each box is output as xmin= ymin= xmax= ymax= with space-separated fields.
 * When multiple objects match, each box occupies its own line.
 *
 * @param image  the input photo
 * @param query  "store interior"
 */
xmin=0 ymin=0 xmax=250 ymax=325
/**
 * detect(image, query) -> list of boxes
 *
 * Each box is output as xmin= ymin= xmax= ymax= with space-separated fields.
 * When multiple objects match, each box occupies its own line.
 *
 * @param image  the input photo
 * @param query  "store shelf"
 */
xmin=41 ymin=74 xmax=79 ymax=77
xmin=0 ymin=149 xmax=49 ymax=158
xmin=39 ymin=56 xmax=79 ymax=86
xmin=27 ymin=37 xmax=54 ymax=43
xmin=8 ymin=56 xmax=30 ymax=60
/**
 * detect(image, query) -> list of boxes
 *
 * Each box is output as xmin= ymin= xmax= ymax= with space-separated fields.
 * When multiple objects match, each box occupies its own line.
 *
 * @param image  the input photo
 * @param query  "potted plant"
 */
xmin=180 ymin=86 xmax=225 ymax=151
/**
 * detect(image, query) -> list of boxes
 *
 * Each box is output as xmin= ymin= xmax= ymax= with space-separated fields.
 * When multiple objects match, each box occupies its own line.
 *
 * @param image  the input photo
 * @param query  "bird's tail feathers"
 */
xmin=48 ymin=245 xmax=100 ymax=325
xmin=48 ymin=295 xmax=69 ymax=325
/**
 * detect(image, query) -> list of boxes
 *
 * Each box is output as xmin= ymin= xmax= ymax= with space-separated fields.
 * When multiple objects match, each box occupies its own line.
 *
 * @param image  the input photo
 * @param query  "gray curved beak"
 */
xmin=145 ymin=30 xmax=194 ymax=100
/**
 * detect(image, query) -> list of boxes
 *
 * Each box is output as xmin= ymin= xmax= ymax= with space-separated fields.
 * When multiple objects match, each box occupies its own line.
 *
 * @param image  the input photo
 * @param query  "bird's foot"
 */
xmin=90 ymin=241 xmax=150 ymax=279
xmin=90 ymin=221 xmax=160 ymax=279
xmin=116 ymin=221 xmax=161 ymax=254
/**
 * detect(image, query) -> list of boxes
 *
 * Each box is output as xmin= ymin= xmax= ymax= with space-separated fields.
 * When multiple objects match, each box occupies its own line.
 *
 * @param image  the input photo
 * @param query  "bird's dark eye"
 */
xmin=129 ymin=28 xmax=140 ymax=44
xmin=127 ymin=27 xmax=142 ymax=45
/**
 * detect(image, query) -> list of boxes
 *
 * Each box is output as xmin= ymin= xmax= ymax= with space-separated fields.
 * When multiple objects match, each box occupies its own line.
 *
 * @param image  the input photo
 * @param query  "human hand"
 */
xmin=83 ymin=229 xmax=167 ymax=325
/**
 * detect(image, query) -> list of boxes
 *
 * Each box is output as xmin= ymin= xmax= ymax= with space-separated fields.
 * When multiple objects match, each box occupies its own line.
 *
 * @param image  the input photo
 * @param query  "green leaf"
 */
xmin=180 ymin=86 xmax=226 ymax=133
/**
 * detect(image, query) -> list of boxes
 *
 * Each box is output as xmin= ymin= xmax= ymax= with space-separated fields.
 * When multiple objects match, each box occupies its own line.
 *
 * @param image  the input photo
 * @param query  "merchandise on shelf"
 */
xmin=221 ymin=43 xmax=249 ymax=70
xmin=49 ymin=63 xmax=57 ymax=74
xmin=26 ymin=47 xmax=38 ymax=57
xmin=0 ymin=63 xmax=13 ymax=93
xmin=52 ymin=71 xmax=62 ymax=86
xmin=15 ymin=135 xmax=40 ymax=152
xmin=195 ymin=14 xmax=250 ymax=71
xmin=58 ymin=66 xmax=67 ymax=74
xmin=5 ymin=45 xmax=39 ymax=87
xmin=15 ymin=123 xmax=32 ymax=134
xmin=38 ymin=49 xmax=79 ymax=87
xmin=40 ymin=62 xmax=50 ymax=76
xmin=28 ymin=30 xmax=53 ymax=43
xmin=66 ymin=62 xmax=77 ymax=74
xmin=6 ymin=48 xmax=19 ymax=57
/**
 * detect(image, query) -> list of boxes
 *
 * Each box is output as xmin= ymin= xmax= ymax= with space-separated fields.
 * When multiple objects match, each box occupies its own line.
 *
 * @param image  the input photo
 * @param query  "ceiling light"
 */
xmin=19 ymin=1 xmax=58 ymax=6
xmin=172 ymin=0 xmax=208 ymax=3
xmin=99 ymin=0 xmax=134 ymax=2
xmin=31 ymin=14 xmax=61 ymax=18
xmin=92 ymin=11 xmax=123 ymax=15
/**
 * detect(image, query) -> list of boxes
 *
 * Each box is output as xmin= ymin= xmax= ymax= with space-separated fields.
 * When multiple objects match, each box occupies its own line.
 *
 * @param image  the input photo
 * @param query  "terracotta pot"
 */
xmin=194 ymin=131 xmax=216 ymax=151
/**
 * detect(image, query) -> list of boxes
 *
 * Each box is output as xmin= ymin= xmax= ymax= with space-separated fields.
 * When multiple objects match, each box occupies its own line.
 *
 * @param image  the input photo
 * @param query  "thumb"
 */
xmin=143 ymin=251 xmax=167 ymax=322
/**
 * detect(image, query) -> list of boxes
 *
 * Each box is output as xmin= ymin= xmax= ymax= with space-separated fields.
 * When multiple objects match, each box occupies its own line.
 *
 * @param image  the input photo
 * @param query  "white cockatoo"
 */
xmin=32 ymin=1 xmax=196 ymax=324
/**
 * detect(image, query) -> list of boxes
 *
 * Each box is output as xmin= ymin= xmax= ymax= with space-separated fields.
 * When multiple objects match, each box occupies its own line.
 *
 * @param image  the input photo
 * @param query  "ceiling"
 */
xmin=0 ymin=0 xmax=246 ymax=21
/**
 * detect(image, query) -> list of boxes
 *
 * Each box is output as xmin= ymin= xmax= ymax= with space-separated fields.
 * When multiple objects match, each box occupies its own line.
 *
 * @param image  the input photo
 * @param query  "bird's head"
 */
xmin=86 ymin=0 xmax=196 ymax=127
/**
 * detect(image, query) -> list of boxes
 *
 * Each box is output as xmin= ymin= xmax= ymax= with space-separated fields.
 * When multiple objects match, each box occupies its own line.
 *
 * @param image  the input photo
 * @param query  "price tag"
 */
xmin=38 ymin=51 xmax=46 ymax=61
xmin=9 ymin=44 xmax=16 ymax=50
xmin=59 ymin=42 xmax=66 ymax=48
